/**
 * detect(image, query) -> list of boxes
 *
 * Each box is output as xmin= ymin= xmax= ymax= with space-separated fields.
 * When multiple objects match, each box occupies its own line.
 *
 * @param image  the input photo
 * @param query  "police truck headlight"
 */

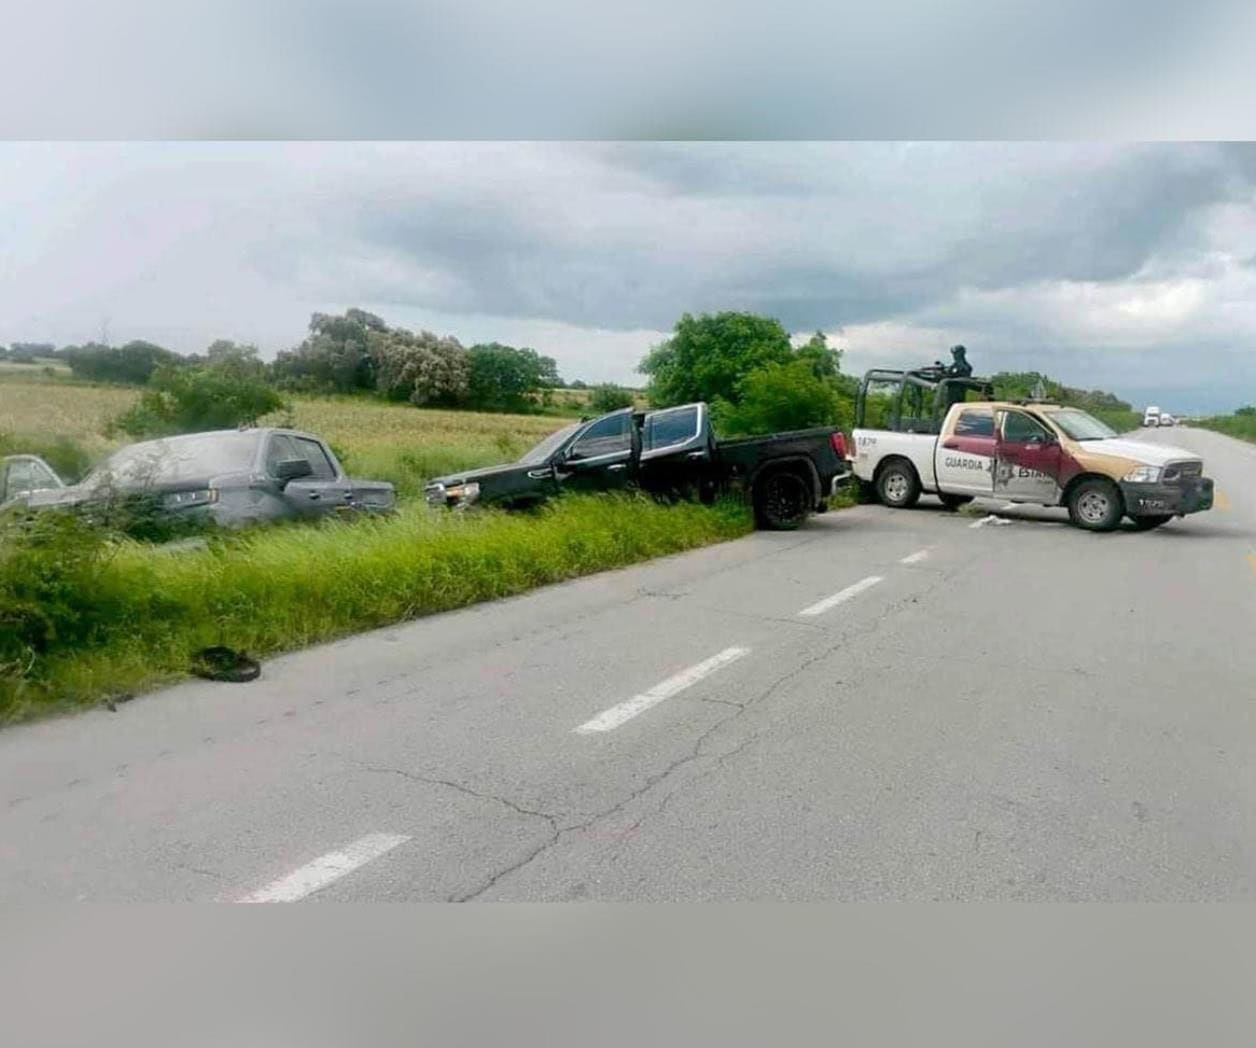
xmin=445 ymin=482 xmax=480 ymax=503
xmin=1123 ymin=466 xmax=1162 ymax=484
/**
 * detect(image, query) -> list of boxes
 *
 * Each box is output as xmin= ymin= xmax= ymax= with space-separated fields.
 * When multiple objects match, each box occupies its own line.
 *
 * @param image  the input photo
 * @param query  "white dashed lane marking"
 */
xmin=899 ymin=549 xmax=929 ymax=565
xmin=575 ymin=647 xmax=750 ymax=734
xmin=798 ymin=575 xmax=883 ymax=617
xmin=238 ymin=833 xmax=411 ymax=902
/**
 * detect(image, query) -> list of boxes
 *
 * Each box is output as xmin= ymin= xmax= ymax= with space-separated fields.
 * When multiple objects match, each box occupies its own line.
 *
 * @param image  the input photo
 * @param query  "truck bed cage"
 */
xmin=855 ymin=368 xmax=995 ymax=434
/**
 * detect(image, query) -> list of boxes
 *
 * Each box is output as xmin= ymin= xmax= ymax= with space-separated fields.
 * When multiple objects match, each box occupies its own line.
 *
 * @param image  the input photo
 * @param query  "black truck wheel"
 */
xmin=876 ymin=460 xmax=921 ymax=509
xmin=1067 ymin=477 xmax=1123 ymax=532
xmin=938 ymin=493 xmax=973 ymax=511
xmin=754 ymin=471 xmax=809 ymax=530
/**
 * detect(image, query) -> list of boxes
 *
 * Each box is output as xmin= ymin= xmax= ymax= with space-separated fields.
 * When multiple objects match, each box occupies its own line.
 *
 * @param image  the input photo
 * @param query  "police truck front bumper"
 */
xmin=1120 ymin=476 xmax=1214 ymax=517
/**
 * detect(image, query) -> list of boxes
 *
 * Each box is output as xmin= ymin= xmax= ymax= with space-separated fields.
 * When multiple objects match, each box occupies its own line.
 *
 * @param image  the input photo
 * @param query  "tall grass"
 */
xmin=1194 ymin=412 xmax=1256 ymax=443
xmin=0 ymin=495 xmax=752 ymax=722
xmin=0 ymin=376 xmax=579 ymax=498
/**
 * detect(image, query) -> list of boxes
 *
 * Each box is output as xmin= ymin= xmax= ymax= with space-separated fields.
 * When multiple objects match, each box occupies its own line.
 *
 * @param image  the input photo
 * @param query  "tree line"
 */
xmin=5 ymin=307 xmax=1142 ymax=439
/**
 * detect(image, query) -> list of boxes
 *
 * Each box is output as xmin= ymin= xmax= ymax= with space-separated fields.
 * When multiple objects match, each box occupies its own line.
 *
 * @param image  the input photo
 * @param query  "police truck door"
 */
xmin=934 ymin=405 xmax=996 ymax=496
xmin=994 ymin=409 xmax=1062 ymax=502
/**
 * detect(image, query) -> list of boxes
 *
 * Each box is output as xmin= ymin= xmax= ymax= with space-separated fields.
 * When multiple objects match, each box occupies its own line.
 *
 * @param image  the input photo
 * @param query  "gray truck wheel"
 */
xmin=754 ymin=471 xmax=809 ymax=530
xmin=1067 ymin=478 xmax=1122 ymax=532
xmin=876 ymin=460 xmax=921 ymax=509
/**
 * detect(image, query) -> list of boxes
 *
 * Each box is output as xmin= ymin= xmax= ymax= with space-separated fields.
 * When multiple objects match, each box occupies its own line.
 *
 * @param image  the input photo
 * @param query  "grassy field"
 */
xmin=1194 ymin=412 xmax=1256 ymax=443
xmin=0 ymin=375 xmax=577 ymax=496
xmin=0 ymin=495 xmax=753 ymax=722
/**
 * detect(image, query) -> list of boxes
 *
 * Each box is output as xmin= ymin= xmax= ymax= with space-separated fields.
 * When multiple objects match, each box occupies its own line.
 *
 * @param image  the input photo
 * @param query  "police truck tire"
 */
xmin=939 ymin=494 xmax=973 ymax=511
xmin=876 ymin=461 xmax=921 ymax=509
xmin=1067 ymin=478 xmax=1123 ymax=532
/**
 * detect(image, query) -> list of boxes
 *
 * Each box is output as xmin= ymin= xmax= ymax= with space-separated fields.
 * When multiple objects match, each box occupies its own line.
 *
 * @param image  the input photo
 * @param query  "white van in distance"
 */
xmin=1143 ymin=406 xmax=1161 ymax=427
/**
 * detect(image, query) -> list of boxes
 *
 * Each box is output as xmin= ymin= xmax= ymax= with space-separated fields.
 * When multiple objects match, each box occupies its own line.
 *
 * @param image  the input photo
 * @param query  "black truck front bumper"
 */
xmin=1120 ymin=476 xmax=1214 ymax=517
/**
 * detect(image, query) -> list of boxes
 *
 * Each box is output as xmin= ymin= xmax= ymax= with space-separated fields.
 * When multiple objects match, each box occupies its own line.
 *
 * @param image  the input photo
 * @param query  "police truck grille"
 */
xmin=1162 ymin=462 xmax=1201 ymax=484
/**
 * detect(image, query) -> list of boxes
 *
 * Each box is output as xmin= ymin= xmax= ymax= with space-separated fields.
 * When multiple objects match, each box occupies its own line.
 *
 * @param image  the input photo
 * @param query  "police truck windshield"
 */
xmin=1048 ymin=408 xmax=1118 ymax=441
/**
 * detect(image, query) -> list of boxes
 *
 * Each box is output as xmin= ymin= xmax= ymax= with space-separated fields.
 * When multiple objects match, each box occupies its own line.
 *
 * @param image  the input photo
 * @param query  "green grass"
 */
xmin=1091 ymin=409 xmax=1142 ymax=433
xmin=1194 ymin=412 xmax=1256 ymax=443
xmin=0 ymin=375 xmax=580 ymax=499
xmin=0 ymin=495 xmax=753 ymax=723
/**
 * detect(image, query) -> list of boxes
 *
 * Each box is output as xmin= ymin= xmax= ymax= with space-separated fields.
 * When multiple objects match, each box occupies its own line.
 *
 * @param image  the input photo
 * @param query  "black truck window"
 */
xmin=645 ymin=406 xmax=700 ymax=451
xmin=569 ymin=413 xmax=632 ymax=460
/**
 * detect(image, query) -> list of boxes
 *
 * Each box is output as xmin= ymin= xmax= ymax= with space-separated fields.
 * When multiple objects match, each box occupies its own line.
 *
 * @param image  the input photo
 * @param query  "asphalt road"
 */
xmin=3 ymin=425 xmax=1254 ymax=901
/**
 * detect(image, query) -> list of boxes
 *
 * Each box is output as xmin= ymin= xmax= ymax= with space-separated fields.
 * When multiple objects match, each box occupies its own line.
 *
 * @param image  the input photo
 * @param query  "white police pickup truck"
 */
xmin=853 ymin=397 xmax=1213 ymax=532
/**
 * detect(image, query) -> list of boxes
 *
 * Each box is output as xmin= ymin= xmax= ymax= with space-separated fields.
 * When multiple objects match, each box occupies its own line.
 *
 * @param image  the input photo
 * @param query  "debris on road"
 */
xmin=190 ymin=646 xmax=261 ymax=683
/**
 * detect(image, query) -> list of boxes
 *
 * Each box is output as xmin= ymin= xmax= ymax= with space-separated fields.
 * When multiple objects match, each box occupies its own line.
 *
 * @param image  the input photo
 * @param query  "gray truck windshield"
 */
xmin=87 ymin=432 xmax=262 ymax=487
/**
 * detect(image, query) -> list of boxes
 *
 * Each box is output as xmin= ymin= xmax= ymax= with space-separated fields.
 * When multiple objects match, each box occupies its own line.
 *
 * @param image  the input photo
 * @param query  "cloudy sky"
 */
xmin=3 ymin=141 xmax=1255 ymax=411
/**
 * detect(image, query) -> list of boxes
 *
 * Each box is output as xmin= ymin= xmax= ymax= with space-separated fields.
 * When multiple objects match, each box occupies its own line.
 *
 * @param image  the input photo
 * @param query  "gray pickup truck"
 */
xmin=1 ymin=428 xmax=395 ymax=526
xmin=426 ymin=402 xmax=851 ymax=530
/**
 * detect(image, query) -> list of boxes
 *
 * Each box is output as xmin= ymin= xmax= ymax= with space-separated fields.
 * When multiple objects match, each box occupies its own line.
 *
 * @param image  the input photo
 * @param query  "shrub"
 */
xmin=0 ymin=510 xmax=168 ymax=702
xmin=0 ymin=495 xmax=752 ymax=721
xmin=465 ymin=343 xmax=560 ymax=412
xmin=589 ymin=383 xmax=634 ymax=412
xmin=0 ymin=432 xmax=93 ymax=483
xmin=270 ymin=310 xmax=385 ymax=393
xmin=640 ymin=312 xmax=795 ymax=408
xmin=111 ymin=363 xmax=287 ymax=438
xmin=371 ymin=330 xmax=469 ymax=407
xmin=63 ymin=340 xmax=184 ymax=385
xmin=713 ymin=359 xmax=843 ymax=436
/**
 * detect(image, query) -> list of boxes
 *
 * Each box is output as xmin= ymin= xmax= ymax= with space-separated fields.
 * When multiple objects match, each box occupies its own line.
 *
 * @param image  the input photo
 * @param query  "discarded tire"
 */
xmin=191 ymin=646 xmax=261 ymax=683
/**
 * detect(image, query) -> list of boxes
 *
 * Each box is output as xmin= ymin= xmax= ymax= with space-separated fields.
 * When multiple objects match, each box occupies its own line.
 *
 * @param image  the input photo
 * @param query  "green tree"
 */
xmin=371 ymin=329 xmax=469 ymax=407
xmin=713 ymin=358 xmax=843 ymax=436
xmin=639 ymin=312 xmax=794 ymax=408
xmin=64 ymin=340 xmax=183 ymax=385
xmin=203 ymin=339 xmax=267 ymax=380
xmin=465 ymin=343 xmax=555 ymax=412
xmin=795 ymin=330 xmax=842 ymax=381
xmin=111 ymin=361 xmax=286 ymax=438
xmin=269 ymin=309 xmax=386 ymax=393
xmin=589 ymin=383 xmax=634 ymax=412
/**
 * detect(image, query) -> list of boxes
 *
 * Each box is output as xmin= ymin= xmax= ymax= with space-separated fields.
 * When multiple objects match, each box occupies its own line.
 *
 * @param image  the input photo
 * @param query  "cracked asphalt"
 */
xmin=2 ymin=426 xmax=1254 ymax=901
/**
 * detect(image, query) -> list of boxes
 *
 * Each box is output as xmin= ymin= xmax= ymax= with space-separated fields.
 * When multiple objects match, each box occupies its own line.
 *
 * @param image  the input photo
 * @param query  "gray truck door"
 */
xmin=287 ymin=435 xmax=355 ymax=515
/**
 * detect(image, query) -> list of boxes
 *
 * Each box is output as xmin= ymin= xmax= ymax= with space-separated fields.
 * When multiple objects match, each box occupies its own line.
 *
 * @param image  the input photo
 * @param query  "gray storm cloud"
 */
xmin=2 ymin=142 xmax=1255 ymax=410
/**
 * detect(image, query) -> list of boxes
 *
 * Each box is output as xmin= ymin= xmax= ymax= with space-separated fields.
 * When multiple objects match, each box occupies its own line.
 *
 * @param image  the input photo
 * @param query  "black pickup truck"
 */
xmin=425 ymin=402 xmax=851 ymax=529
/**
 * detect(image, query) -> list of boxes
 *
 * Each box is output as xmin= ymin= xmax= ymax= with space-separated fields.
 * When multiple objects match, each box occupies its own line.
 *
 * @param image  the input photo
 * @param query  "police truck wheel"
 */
xmin=1067 ymin=478 xmax=1122 ymax=532
xmin=876 ymin=461 xmax=921 ymax=509
xmin=938 ymin=494 xmax=973 ymax=511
